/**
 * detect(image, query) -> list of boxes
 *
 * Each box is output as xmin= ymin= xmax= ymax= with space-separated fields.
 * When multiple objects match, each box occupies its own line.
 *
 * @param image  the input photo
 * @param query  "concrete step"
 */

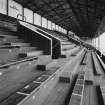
xmin=11 ymin=42 xmax=30 ymax=47
xmin=36 ymin=55 xmax=52 ymax=71
xmin=0 ymin=34 xmax=18 ymax=39
xmin=61 ymin=46 xmax=80 ymax=56
xmin=61 ymin=41 xmax=72 ymax=45
xmin=27 ymin=51 xmax=43 ymax=57
xmin=61 ymin=44 xmax=75 ymax=50
xmin=0 ymin=38 xmax=22 ymax=44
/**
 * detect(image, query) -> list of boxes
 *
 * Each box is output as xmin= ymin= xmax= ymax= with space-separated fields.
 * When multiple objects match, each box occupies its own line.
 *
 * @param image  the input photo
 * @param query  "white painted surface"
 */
xmin=42 ymin=17 xmax=47 ymax=28
xmin=52 ymin=23 xmax=56 ymax=30
xmin=11 ymin=42 xmax=30 ymax=46
xmin=24 ymin=8 xmax=33 ymax=23
xmin=99 ymin=33 xmax=105 ymax=53
xmin=34 ymin=13 xmax=41 ymax=26
xmin=59 ymin=26 xmax=62 ymax=32
xmin=0 ymin=0 xmax=7 ymax=14
xmin=55 ymin=25 xmax=59 ymax=31
xmin=8 ymin=0 xmax=23 ymax=19
xmin=47 ymin=20 xmax=52 ymax=30
xmin=27 ymin=51 xmax=42 ymax=57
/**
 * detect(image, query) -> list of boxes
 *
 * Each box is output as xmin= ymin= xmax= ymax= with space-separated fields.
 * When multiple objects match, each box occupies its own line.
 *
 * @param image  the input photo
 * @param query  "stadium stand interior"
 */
xmin=0 ymin=0 xmax=105 ymax=105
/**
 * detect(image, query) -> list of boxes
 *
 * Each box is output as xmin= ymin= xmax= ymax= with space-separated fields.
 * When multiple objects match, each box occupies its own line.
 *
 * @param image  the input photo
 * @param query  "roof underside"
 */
xmin=15 ymin=0 xmax=105 ymax=38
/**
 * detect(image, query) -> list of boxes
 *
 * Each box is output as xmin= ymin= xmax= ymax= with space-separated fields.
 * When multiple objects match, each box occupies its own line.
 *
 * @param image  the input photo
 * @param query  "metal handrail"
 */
xmin=17 ymin=13 xmax=26 ymax=22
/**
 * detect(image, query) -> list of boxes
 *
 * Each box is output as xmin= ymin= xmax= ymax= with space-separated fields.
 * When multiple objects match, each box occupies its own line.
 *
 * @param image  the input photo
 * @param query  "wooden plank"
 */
xmin=100 ymin=87 xmax=105 ymax=104
xmin=69 ymin=94 xmax=81 ymax=105
xmin=85 ymin=71 xmax=93 ymax=85
xmin=42 ymin=82 xmax=71 ymax=105
xmin=82 ymin=85 xmax=99 ymax=105
xmin=73 ymin=84 xmax=83 ymax=95
xmin=92 ymin=52 xmax=103 ymax=75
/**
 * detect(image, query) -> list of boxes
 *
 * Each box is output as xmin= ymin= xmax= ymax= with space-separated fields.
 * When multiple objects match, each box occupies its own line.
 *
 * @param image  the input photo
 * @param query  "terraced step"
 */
xmin=11 ymin=42 xmax=30 ymax=47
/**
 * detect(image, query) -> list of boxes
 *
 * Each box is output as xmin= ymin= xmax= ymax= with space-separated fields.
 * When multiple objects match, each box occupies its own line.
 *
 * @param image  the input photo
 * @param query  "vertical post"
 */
xmin=51 ymin=21 xmax=52 ymax=30
xmin=55 ymin=24 xmax=56 ymax=30
xmin=33 ymin=12 xmax=34 ymax=24
xmin=40 ymin=16 xmax=42 ymax=27
xmin=67 ymin=30 xmax=69 ymax=35
xmin=46 ymin=19 xmax=48 ymax=29
xmin=22 ymin=6 xmax=24 ymax=21
xmin=98 ymin=36 xmax=100 ymax=50
xmin=7 ymin=0 xmax=8 ymax=16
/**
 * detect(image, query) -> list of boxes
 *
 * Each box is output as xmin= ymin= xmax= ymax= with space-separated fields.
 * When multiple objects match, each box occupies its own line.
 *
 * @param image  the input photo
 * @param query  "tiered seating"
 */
xmin=0 ymin=20 xmax=80 ymax=105
xmin=0 ymin=14 xmax=97 ymax=105
xmin=8 ymin=45 xmax=84 ymax=105
xmin=36 ymin=26 xmax=68 ymax=41
xmin=61 ymin=46 xmax=81 ymax=57
xmin=0 ymin=13 xmax=17 ymax=32
xmin=0 ymin=54 xmax=73 ymax=105
xmin=44 ymin=30 xmax=81 ymax=57
xmin=0 ymin=29 xmax=43 ymax=65
xmin=19 ymin=21 xmax=83 ymax=59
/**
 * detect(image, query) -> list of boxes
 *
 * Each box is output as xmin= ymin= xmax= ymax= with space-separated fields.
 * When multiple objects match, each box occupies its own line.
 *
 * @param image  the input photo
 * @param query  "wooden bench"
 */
xmin=92 ymin=52 xmax=103 ymax=75
xmin=69 ymin=94 xmax=81 ymax=105
xmin=84 ymin=70 xmax=93 ymax=85
xmin=96 ymin=53 xmax=105 ymax=74
xmin=97 ymin=86 xmax=105 ymax=105
xmin=69 ymin=73 xmax=85 ymax=105
xmin=59 ymin=72 xmax=71 ymax=83
xmin=60 ymin=54 xmax=67 ymax=58
xmin=0 ymin=92 xmax=27 ymax=105
xmin=36 ymin=55 xmax=52 ymax=71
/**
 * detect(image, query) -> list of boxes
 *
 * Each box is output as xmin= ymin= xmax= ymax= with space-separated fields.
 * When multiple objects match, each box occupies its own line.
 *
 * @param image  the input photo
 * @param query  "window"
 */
xmin=55 ymin=25 xmax=59 ymax=31
xmin=58 ymin=26 xmax=60 ymax=32
xmin=34 ymin=13 xmax=41 ymax=26
xmin=52 ymin=23 xmax=56 ymax=30
xmin=48 ymin=20 xmax=52 ymax=30
xmin=0 ymin=0 xmax=7 ymax=14
xmin=8 ymin=0 xmax=23 ymax=19
xmin=42 ymin=17 xmax=47 ymax=28
xmin=24 ymin=8 xmax=33 ymax=23
xmin=59 ymin=26 xmax=62 ymax=32
xmin=64 ymin=29 xmax=67 ymax=34
xmin=61 ymin=27 xmax=63 ymax=33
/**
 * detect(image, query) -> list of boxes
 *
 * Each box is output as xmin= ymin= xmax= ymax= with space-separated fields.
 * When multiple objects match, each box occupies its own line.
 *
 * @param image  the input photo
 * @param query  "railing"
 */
xmin=17 ymin=14 xmax=26 ymax=22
